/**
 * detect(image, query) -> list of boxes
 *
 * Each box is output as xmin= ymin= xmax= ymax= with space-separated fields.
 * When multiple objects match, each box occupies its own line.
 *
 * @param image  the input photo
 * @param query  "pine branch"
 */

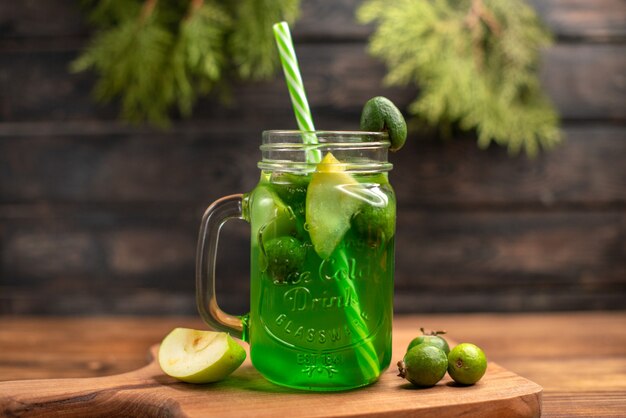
xmin=73 ymin=0 xmax=302 ymax=124
xmin=72 ymin=0 xmax=174 ymax=125
xmin=169 ymin=0 xmax=231 ymax=116
xmin=358 ymin=0 xmax=561 ymax=156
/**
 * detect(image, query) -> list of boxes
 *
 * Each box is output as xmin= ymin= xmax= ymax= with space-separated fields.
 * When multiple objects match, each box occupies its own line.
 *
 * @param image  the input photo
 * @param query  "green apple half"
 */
xmin=158 ymin=328 xmax=246 ymax=383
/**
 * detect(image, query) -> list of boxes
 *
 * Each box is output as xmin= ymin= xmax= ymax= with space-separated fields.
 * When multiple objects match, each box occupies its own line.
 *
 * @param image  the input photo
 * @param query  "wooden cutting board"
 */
xmin=0 ymin=338 xmax=541 ymax=418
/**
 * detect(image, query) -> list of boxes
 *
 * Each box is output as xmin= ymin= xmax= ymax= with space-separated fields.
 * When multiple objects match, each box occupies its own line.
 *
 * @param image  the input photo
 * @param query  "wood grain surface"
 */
xmin=1 ymin=44 xmax=624 ymax=122
xmin=0 ymin=345 xmax=541 ymax=418
xmin=1 ymin=0 xmax=625 ymax=315
xmin=1 ymin=313 xmax=625 ymax=417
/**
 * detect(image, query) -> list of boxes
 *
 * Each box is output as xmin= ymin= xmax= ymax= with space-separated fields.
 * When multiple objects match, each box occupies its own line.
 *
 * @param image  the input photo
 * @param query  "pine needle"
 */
xmin=73 ymin=0 xmax=300 ymax=124
xmin=358 ymin=0 xmax=562 ymax=156
xmin=169 ymin=1 xmax=231 ymax=116
xmin=72 ymin=12 xmax=173 ymax=125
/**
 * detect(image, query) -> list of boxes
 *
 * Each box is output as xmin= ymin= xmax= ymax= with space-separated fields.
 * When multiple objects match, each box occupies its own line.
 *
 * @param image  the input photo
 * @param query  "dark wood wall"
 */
xmin=1 ymin=1 xmax=624 ymax=315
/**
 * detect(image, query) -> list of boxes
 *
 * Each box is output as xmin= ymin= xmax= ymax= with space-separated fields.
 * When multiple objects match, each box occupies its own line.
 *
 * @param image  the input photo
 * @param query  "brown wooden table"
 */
xmin=1 ymin=313 xmax=624 ymax=416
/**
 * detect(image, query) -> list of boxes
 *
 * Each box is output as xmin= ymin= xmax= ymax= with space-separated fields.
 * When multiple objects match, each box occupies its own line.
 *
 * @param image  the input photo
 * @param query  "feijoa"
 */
xmin=397 ymin=344 xmax=448 ymax=387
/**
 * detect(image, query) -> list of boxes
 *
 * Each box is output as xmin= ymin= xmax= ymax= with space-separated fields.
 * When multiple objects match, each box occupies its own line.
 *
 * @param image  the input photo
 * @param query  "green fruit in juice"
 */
xmin=306 ymin=153 xmax=394 ymax=259
xmin=306 ymin=153 xmax=363 ymax=259
xmin=352 ymin=197 xmax=396 ymax=246
xmin=250 ymin=185 xmax=297 ymax=244
xmin=270 ymin=172 xmax=310 ymax=219
xmin=263 ymin=236 xmax=307 ymax=283
xmin=247 ymin=161 xmax=395 ymax=391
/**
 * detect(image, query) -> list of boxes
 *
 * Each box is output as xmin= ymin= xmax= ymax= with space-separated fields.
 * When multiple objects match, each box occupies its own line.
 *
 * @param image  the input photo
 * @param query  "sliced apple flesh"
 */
xmin=306 ymin=152 xmax=363 ymax=259
xmin=158 ymin=328 xmax=246 ymax=383
xmin=251 ymin=185 xmax=297 ymax=244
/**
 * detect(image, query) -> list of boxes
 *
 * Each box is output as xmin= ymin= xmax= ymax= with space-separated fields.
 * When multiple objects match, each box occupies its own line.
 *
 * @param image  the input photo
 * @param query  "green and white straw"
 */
xmin=272 ymin=22 xmax=322 ymax=164
xmin=272 ymin=21 xmax=380 ymax=380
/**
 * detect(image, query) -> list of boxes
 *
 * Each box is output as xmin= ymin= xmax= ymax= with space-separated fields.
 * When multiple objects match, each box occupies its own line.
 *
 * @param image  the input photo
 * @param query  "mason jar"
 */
xmin=197 ymin=131 xmax=395 ymax=391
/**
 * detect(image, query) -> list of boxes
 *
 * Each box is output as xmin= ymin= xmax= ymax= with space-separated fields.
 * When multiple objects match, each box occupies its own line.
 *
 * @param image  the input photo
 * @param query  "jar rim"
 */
xmin=262 ymin=130 xmax=389 ymax=145
xmin=263 ymin=130 xmax=389 ymax=136
xmin=259 ymin=130 xmax=392 ymax=174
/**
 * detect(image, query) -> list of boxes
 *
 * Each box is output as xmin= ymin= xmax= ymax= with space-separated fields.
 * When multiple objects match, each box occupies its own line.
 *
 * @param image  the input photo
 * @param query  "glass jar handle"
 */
xmin=196 ymin=194 xmax=247 ymax=339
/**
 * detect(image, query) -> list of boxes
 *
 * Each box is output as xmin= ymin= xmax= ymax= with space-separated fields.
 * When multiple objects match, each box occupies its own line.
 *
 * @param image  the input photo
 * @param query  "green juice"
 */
xmin=243 ymin=168 xmax=395 ymax=391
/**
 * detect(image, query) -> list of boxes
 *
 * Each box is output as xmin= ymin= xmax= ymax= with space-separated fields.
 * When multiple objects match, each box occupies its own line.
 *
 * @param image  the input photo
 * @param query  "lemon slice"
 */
xmin=158 ymin=328 xmax=246 ymax=383
xmin=306 ymin=153 xmax=362 ymax=259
